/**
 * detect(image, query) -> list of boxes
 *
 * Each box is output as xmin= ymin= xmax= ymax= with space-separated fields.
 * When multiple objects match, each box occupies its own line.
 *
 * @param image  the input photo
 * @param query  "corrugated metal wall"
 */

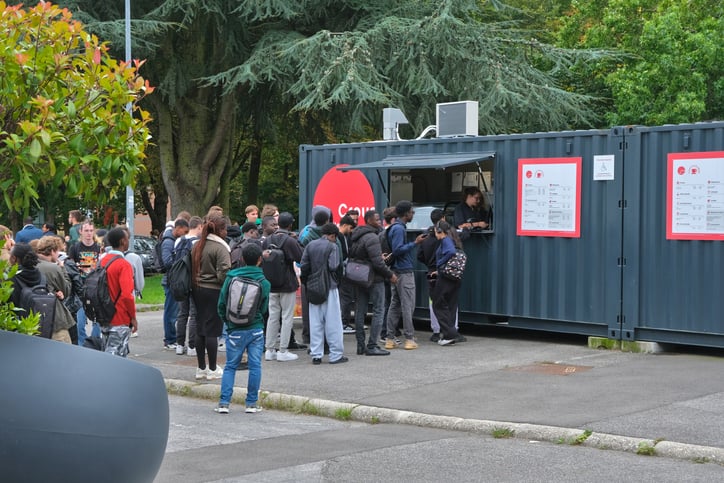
xmin=622 ymin=123 xmax=724 ymax=346
xmin=300 ymin=122 xmax=724 ymax=347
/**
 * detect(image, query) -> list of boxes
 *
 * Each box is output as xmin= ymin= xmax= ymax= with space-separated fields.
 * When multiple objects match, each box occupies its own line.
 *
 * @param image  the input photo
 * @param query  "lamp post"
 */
xmin=124 ymin=0 xmax=134 ymax=247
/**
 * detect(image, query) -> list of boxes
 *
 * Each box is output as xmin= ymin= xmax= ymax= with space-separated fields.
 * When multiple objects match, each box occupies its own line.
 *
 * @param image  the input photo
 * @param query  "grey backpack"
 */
xmin=225 ymin=276 xmax=263 ymax=327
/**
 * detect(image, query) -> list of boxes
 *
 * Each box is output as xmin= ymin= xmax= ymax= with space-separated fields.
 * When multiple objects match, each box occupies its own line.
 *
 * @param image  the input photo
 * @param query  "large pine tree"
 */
xmin=24 ymin=1 xmax=606 ymax=216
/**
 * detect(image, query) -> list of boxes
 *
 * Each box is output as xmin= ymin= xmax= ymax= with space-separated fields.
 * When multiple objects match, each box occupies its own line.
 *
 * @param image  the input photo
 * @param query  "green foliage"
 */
xmin=492 ymin=427 xmax=514 ymax=438
xmin=0 ymin=1 xmax=154 ymax=214
xmin=0 ymin=240 xmax=40 ymax=335
xmin=557 ymin=0 xmax=723 ymax=125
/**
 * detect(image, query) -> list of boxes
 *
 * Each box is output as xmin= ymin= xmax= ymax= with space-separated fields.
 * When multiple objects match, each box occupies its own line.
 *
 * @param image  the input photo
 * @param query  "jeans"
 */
xmin=265 ymin=292 xmax=296 ymax=351
xmin=76 ymin=307 xmax=101 ymax=347
xmin=162 ymin=284 xmax=178 ymax=345
xmin=385 ymin=272 xmax=416 ymax=340
xmin=220 ymin=328 xmax=264 ymax=407
xmin=175 ymin=297 xmax=197 ymax=348
xmin=355 ymin=281 xmax=385 ymax=348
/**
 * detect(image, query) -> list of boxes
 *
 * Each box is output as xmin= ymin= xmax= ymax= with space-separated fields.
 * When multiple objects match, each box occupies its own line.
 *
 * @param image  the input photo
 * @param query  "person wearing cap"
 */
xmin=300 ymin=222 xmax=347 ymax=364
xmin=241 ymin=222 xmax=261 ymax=245
xmin=262 ymin=212 xmax=303 ymax=362
xmin=384 ymin=200 xmax=427 ymax=350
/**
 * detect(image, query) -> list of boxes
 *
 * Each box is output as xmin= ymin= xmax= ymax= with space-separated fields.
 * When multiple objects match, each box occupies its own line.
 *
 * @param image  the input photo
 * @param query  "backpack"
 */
xmin=229 ymin=238 xmax=248 ymax=269
xmin=224 ymin=276 xmax=263 ymax=327
xmin=83 ymin=255 xmax=122 ymax=327
xmin=167 ymin=252 xmax=192 ymax=302
xmin=16 ymin=274 xmax=56 ymax=339
xmin=152 ymin=233 xmax=173 ymax=273
xmin=261 ymin=234 xmax=289 ymax=288
xmin=379 ymin=225 xmax=395 ymax=266
xmin=439 ymin=249 xmax=467 ymax=281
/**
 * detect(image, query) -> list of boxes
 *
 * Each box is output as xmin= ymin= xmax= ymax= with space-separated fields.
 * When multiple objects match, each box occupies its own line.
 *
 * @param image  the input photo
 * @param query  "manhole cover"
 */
xmin=504 ymin=362 xmax=592 ymax=376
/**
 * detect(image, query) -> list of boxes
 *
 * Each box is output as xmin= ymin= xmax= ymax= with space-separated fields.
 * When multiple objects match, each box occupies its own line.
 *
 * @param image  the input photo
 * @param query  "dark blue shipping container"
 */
xmin=299 ymin=122 xmax=724 ymax=348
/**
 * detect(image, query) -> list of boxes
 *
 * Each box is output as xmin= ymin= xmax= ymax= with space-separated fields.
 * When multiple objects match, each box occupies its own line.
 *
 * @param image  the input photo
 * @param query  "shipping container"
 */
xmin=299 ymin=122 xmax=724 ymax=348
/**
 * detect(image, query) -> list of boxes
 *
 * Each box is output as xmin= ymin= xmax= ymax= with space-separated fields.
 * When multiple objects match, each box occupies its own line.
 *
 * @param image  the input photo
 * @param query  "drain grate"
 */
xmin=504 ymin=362 xmax=592 ymax=376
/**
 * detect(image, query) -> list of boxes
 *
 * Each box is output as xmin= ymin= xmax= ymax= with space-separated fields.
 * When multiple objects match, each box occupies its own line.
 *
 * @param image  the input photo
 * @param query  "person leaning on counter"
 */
xmin=453 ymin=186 xmax=491 ymax=231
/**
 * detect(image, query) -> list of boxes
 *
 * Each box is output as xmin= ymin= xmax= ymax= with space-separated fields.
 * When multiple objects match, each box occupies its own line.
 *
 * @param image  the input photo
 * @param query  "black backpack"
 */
xmin=379 ymin=225 xmax=395 ymax=266
xmin=152 ymin=233 xmax=173 ymax=273
xmin=167 ymin=252 xmax=192 ymax=302
xmin=261 ymin=234 xmax=289 ymax=289
xmin=229 ymin=238 xmax=248 ymax=269
xmin=83 ymin=255 xmax=123 ymax=327
xmin=16 ymin=274 xmax=56 ymax=338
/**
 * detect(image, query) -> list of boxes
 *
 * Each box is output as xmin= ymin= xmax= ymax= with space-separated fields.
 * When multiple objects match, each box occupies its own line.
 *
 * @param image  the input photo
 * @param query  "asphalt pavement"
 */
xmin=129 ymin=307 xmax=724 ymax=474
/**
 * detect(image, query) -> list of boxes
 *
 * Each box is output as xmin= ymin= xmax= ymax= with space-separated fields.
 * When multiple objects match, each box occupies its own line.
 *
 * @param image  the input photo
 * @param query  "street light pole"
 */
xmin=124 ymin=0 xmax=134 ymax=247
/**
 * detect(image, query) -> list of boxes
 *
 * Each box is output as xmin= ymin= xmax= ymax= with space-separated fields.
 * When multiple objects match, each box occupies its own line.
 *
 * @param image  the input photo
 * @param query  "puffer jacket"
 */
xmin=349 ymin=225 xmax=394 ymax=283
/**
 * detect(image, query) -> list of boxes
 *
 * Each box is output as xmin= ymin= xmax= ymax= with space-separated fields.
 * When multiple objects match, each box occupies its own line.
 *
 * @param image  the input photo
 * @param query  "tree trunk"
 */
xmin=150 ymin=89 xmax=237 ymax=218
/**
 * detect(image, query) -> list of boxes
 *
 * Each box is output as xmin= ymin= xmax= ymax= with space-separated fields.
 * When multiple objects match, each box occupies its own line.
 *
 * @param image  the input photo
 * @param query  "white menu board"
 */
xmin=517 ymin=158 xmax=582 ymax=238
xmin=667 ymin=152 xmax=724 ymax=240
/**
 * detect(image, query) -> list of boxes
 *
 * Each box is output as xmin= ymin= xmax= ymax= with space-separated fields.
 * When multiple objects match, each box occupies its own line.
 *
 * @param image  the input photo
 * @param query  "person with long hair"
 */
xmin=431 ymin=221 xmax=464 ymax=346
xmin=191 ymin=214 xmax=231 ymax=380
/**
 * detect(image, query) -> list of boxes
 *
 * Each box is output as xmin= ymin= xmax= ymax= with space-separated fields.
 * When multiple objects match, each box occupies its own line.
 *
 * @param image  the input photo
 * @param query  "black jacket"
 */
xmin=417 ymin=226 xmax=440 ymax=273
xmin=349 ymin=225 xmax=394 ymax=283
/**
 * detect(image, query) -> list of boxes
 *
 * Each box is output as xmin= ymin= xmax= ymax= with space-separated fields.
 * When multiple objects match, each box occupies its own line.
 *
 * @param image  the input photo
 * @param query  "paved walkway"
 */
xmin=131 ymin=309 xmax=724 ymax=464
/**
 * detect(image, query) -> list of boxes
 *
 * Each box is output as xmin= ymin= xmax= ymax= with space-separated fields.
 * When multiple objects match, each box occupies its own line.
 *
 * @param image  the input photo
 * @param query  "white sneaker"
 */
xmin=130 ymin=331 xmax=138 ymax=338
xmin=264 ymin=349 xmax=277 ymax=361
xmin=175 ymin=345 xmax=185 ymax=355
xmin=245 ymin=406 xmax=262 ymax=413
xmin=195 ymin=367 xmax=208 ymax=380
xmin=218 ymin=342 xmax=226 ymax=352
xmin=187 ymin=347 xmax=197 ymax=357
xmin=276 ymin=350 xmax=298 ymax=362
xmin=206 ymin=366 xmax=223 ymax=380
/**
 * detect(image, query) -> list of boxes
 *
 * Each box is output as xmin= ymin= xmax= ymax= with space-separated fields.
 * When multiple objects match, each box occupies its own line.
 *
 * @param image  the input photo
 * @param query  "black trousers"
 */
xmin=431 ymin=276 xmax=461 ymax=340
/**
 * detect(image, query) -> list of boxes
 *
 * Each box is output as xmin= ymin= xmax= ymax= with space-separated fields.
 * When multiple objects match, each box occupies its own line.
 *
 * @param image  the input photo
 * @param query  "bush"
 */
xmin=0 ymin=239 xmax=40 ymax=335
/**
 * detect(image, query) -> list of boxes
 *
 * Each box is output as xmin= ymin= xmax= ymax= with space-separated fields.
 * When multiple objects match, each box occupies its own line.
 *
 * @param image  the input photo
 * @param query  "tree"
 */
xmin=0 ymin=1 xmax=153 ymax=216
xmin=557 ymin=0 xmax=723 ymax=125
xmin=39 ymin=1 xmax=608 ymax=216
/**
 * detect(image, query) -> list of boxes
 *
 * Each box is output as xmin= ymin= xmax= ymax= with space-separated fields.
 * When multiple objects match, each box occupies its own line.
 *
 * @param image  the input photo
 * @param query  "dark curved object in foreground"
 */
xmin=0 ymin=331 xmax=169 ymax=483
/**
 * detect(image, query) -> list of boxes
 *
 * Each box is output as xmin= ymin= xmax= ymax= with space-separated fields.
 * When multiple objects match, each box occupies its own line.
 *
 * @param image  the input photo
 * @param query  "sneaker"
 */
xmin=329 ymin=356 xmax=349 ymax=364
xmin=218 ymin=342 xmax=226 ymax=352
xmin=430 ymin=333 xmax=440 ymax=342
xmin=342 ymin=325 xmax=355 ymax=334
xmin=403 ymin=339 xmax=418 ymax=350
xmin=438 ymin=338 xmax=456 ymax=346
xmin=130 ymin=331 xmax=138 ymax=338
xmin=206 ymin=366 xmax=223 ymax=380
xmin=312 ymin=357 xmax=322 ymax=365
xmin=187 ymin=347 xmax=197 ymax=357
xmin=276 ymin=350 xmax=299 ymax=362
xmin=195 ymin=367 xmax=208 ymax=380
xmin=384 ymin=338 xmax=398 ymax=350
xmin=214 ymin=404 xmax=229 ymax=414
xmin=164 ymin=343 xmax=177 ymax=350
xmin=245 ymin=406 xmax=262 ymax=413
xmin=175 ymin=345 xmax=185 ymax=355
xmin=265 ymin=349 xmax=277 ymax=361
xmin=455 ymin=334 xmax=467 ymax=343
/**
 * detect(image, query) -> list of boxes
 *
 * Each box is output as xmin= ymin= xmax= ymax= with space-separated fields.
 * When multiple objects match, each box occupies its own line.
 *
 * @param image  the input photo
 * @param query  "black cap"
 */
xmin=278 ymin=212 xmax=295 ymax=229
xmin=241 ymin=222 xmax=258 ymax=234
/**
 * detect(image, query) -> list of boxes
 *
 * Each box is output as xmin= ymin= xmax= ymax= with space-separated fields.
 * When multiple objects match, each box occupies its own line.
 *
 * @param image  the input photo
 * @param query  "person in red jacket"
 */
xmin=102 ymin=228 xmax=138 ymax=356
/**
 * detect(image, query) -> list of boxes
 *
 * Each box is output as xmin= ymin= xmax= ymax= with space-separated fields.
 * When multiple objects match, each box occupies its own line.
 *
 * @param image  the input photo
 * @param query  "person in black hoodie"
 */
xmin=348 ymin=210 xmax=397 ymax=356
xmin=417 ymin=209 xmax=447 ymax=342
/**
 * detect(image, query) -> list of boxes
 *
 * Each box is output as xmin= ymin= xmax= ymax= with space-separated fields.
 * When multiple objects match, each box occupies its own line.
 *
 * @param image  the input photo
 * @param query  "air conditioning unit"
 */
xmin=436 ymin=101 xmax=478 ymax=137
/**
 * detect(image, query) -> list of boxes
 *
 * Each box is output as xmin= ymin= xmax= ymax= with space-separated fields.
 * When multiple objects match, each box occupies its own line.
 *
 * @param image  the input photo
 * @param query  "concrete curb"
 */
xmin=165 ymin=378 xmax=724 ymax=466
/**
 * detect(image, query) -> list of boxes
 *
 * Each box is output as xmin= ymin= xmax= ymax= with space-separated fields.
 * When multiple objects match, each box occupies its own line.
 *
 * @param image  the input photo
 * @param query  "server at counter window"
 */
xmin=453 ymin=186 xmax=491 ymax=232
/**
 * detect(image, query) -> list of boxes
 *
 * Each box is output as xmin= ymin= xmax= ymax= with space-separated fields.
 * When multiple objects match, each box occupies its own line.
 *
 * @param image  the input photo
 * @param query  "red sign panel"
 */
xmin=666 ymin=151 xmax=724 ymax=240
xmin=517 ymin=157 xmax=582 ymax=238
